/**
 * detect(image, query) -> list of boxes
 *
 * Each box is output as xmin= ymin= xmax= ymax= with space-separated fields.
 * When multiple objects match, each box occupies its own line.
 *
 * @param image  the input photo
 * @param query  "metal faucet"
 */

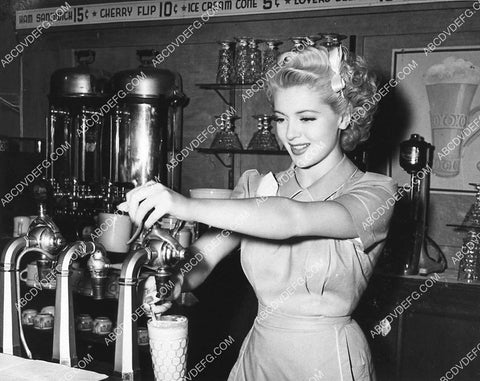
xmin=114 ymin=224 xmax=186 ymax=380
xmin=52 ymin=241 xmax=110 ymax=367
xmin=0 ymin=208 xmax=66 ymax=355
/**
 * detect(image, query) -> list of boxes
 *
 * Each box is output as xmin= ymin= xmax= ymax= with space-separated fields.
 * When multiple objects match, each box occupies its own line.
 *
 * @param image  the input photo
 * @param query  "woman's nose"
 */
xmin=285 ymin=121 xmax=301 ymax=141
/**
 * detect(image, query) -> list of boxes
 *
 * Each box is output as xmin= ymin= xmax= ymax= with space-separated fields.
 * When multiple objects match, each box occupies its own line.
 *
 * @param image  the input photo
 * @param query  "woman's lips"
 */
xmin=289 ymin=143 xmax=310 ymax=155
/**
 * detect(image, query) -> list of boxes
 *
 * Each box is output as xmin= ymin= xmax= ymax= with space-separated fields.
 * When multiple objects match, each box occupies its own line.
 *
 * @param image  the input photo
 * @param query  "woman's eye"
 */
xmin=273 ymin=117 xmax=285 ymax=123
xmin=301 ymin=117 xmax=316 ymax=122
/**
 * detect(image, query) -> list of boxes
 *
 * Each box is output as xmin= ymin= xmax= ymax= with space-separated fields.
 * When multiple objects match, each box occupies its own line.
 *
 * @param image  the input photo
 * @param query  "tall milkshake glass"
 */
xmin=148 ymin=315 xmax=188 ymax=381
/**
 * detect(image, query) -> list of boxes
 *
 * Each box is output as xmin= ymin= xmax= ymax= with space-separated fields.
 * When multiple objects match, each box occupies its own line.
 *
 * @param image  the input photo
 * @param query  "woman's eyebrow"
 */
xmin=296 ymin=109 xmax=319 ymax=114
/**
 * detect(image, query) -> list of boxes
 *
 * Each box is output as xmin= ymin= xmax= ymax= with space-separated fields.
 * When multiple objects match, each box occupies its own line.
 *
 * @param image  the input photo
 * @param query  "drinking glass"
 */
xmin=235 ymin=37 xmax=250 ymax=84
xmin=462 ymin=183 xmax=480 ymax=228
xmin=216 ymin=40 xmax=235 ymax=84
xmin=458 ymin=230 xmax=480 ymax=283
xmin=262 ymin=40 xmax=282 ymax=76
xmin=148 ymin=315 xmax=188 ymax=381
xmin=290 ymin=36 xmax=316 ymax=50
xmin=247 ymin=115 xmax=279 ymax=151
xmin=316 ymin=33 xmax=347 ymax=49
xmin=456 ymin=183 xmax=480 ymax=282
xmin=210 ymin=115 xmax=242 ymax=150
xmin=247 ymin=38 xmax=263 ymax=83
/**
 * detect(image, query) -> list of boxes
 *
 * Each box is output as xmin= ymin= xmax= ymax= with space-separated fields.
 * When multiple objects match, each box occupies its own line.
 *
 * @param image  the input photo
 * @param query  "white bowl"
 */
xmin=189 ymin=188 xmax=233 ymax=199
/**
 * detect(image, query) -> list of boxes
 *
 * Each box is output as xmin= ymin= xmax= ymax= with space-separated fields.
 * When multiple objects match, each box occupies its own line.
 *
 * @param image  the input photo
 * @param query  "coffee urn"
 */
xmin=110 ymin=49 xmax=187 ymax=190
xmin=47 ymin=50 xmax=111 ymax=240
xmin=46 ymin=49 xmax=187 ymax=240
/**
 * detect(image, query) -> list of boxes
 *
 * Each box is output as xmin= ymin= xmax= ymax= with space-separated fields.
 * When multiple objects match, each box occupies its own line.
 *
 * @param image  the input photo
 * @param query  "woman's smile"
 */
xmin=289 ymin=142 xmax=310 ymax=155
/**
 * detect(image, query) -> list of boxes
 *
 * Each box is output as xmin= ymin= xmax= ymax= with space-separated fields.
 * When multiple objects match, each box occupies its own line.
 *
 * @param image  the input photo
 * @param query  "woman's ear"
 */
xmin=338 ymin=114 xmax=350 ymax=130
xmin=338 ymin=105 xmax=353 ymax=130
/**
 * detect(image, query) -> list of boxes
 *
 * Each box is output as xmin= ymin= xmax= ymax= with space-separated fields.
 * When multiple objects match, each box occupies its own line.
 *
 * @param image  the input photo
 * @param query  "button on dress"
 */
xmin=227 ymin=155 xmax=398 ymax=381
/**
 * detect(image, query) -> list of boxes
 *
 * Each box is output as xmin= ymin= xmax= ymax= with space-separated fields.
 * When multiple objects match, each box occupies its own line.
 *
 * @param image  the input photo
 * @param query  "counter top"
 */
xmin=375 ymin=268 xmax=480 ymax=287
xmin=0 ymin=353 xmax=108 ymax=380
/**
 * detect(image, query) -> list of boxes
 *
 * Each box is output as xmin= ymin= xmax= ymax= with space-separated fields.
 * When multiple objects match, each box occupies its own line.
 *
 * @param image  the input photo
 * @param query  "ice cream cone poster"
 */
xmin=390 ymin=47 xmax=480 ymax=193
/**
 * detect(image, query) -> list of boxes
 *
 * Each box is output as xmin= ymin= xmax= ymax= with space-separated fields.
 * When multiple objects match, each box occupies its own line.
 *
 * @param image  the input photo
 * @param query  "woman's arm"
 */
xmin=180 ymin=227 xmax=241 ymax=291
xmin=184 ymin=197 xmax=356 ymax=240
xmin=119 ymin=182 xmax=359 ymax=241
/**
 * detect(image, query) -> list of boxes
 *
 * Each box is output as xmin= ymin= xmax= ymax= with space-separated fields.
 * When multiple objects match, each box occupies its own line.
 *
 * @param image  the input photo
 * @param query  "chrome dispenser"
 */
xmin=52 ymin=241 xmax=112 ymax=367
xmin=114 ymin=223 xmax=186 ymax=380
xmin=0 ymin=201 xmax=66 ymax=355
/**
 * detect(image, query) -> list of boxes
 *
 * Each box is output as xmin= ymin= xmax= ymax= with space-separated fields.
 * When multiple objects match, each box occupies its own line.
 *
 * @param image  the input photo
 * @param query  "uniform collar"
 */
xmin=276 ymin=154 xmax=360 ymax=201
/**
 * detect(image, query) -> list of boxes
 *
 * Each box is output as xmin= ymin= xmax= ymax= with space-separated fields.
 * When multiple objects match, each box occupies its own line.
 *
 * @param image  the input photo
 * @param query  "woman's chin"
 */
xmin=292 ymin=158 xmax=314 ymax=169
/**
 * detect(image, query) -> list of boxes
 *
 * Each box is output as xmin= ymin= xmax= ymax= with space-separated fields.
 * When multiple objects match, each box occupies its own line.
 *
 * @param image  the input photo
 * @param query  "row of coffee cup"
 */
xmin=77 ymin=315 xmax=113 ymax=335
xmin=22 ymin=306 xmax=55 ymax=330
xmin=76 ymin=314 xmax=148 ymax=344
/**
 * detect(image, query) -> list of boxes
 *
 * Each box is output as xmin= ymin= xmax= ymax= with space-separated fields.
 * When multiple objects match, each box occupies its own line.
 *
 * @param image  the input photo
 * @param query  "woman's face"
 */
xmin=273 ymin=85 xmax=348 ymax=169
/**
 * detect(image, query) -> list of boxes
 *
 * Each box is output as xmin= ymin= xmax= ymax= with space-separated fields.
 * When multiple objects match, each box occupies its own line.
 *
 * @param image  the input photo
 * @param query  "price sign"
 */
xmin=16 ymin=0 xmax=459 ymax=29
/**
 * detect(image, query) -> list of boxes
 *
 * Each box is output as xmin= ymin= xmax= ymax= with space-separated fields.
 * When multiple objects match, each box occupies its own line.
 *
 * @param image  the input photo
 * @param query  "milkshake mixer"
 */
xmin=399 ymin=134 xmax=446 ymax=275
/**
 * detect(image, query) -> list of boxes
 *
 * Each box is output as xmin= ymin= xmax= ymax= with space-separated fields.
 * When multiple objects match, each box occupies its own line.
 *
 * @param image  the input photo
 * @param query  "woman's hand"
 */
xmin=117 ymin=181 xmax=189 ymax=228
xmin=142 ymin=274 xmax=183 ymax=317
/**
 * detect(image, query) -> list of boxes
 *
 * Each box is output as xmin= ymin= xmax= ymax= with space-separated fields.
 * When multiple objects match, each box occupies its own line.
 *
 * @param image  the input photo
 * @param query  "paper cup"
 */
xmin=147 ymin=315 xmax=188 ymax=381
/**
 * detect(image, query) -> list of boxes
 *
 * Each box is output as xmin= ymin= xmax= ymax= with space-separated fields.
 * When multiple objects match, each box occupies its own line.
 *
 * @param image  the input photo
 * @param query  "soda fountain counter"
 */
xmin=0 ymin=235 xmax=255 ymax=381
xmin=3 ymin=225 xmax=480 ymax=381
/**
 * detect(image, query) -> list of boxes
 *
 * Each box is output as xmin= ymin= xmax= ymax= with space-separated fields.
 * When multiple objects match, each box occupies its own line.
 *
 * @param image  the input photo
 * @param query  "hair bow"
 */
xmin=328 ymin=45 xmax=346 ymax=94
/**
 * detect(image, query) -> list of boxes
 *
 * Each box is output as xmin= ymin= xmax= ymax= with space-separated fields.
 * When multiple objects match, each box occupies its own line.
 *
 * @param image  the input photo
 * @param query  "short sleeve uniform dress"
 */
xmin=227 ymin=154 xmax=397 ymax=381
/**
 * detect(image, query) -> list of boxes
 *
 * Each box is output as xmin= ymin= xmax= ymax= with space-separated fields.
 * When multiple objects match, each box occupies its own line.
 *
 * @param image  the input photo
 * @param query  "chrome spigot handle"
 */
xmin=144 ymin=228 xmax=186 ymax=269
xmin=27 ymin=216 xmax=66 ymax=254
xmin=87 ymin=247 xmax=111 ymax=300
xmin=143 ymin=227 xmax=186 ymax=305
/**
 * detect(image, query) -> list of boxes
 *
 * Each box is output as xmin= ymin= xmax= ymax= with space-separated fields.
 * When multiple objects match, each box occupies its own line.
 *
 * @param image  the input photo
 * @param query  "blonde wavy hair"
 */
xmin=266 ymin=46 xmax=378 ymax=152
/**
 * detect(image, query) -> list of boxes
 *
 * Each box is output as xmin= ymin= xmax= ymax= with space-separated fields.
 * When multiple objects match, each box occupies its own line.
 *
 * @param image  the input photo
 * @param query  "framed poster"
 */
xmin=390 ymin=46 xmax=480 ymax=194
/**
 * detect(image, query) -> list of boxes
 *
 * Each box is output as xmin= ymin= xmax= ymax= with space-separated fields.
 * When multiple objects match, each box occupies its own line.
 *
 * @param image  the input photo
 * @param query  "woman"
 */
xmin=119 ymin=46 xmax=397 ymax=381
